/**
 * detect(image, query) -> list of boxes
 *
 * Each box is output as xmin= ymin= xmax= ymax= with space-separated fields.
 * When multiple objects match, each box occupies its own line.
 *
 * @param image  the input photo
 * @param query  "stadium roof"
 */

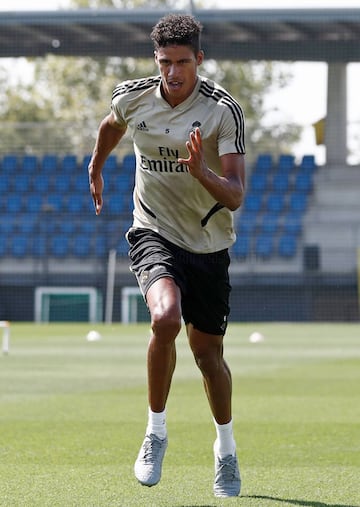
xmin=0 ymin=8 xmax=360 ymax=62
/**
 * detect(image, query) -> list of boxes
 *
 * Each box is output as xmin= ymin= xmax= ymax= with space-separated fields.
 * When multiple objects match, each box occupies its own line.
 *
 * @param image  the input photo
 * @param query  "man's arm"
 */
xmin=178 ymin=127 xmax=245 ymax=211
xmin=88 ymin=112 xmax=127 ymax=215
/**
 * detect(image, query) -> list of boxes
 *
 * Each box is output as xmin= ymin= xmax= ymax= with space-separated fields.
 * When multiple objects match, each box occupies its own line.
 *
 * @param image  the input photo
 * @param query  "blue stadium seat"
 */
xmin=62 ymin=155 xmax=78 ymax=173
xmin=82 ymin=155 xmax=92 ymax=171
xmin=24 ymin=194 xmax=43 ymax=213
xmin=32 ymin=235 xmax=47 ymax=257
xmin=1 ymin=155 xmax=18 ymax=173
xmin=41 ymin=154 xmax=58 ymax=173
xmin=73 ymin=174 xmax=89 ymax=192
xmin=18 ymin=215 xmax=38 ymax=234
xmin=6 ymin=194 xmax=23 ymax=213
xmin=21 ymin=155 xmax=38 ymax=173
xmin=108 ymin=194 xmax=125 ymax=214
xmin=300 ymin=155 xmax=316 ymax=173
xmin=254 ymin=153 xmax=273 ymax=173
xmin=278 ymin=234 xmax=298 ymax=258
xmin=237 ymin=211 xmax=258 ymax=234
xmin=116 ymin=237 xmax=129 ymax=255
xmin=122 ymin=153 xmax=136 ymax=171
xmin=232 ymin=234 xmax=251 ymax=258
xmin=0 ymin=236 xmax=8 ymax=256
xmin=51 ymin=235 xmax=70 ymax=257
xmin=249 ymin=172 xmax=267 ymax=192
xmin=294 ymin=172 xmax=313 ymax=193
xmin=58 ymin=220 xmax=76 ymax=235
xmin=13 ymin=174 xmax=31 ymax=192
xmin=277 ymin=154 xmax=295 ymax=173
xmin=104 ymin=155 xmax=118 ymax=172
xmin=0 ymin=214 xmax=16 ymax=234
xmin=72 ymin=234 xmax=91 ymax=257
xmin=266 ymin=193 xmax=285 ymax=214
xmin=94 ymin=235 xmax=107 ymax=257
xmin=53 ymin=173 xmax=72 ymax=193
xmin=10 ymin=234 xmax=29 ymax=257
xmin=0 ymin=175 xmax=11 ymax=192
xmin=243 ymin=192 xmax=262 ymax=213
xmin=289 ymin=192 xmax=308 ymax=213
xmin=272 ymin=171 xmax=290 ymax=192
xmin=33 ymin=174 xmax=50 ymax=193
xmin=283 ymin=212 xmax=303 ymax=235
xmin=111 ymin=174 xmax=133 ymax=192
xmin=66 ymin=194 xmax=86 ymax=213
xmin=260 ymin=213 xmax=280 ymax=234
xmin=46 ymin=193 xmax=63 ymax=212
xmin=255 ymin=234 xmax=274 ymax=258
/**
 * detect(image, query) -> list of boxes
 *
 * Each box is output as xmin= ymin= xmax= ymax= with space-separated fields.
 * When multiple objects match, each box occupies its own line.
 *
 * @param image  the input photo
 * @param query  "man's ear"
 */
xmin=197 ymin=50 xmax=204 ymax=65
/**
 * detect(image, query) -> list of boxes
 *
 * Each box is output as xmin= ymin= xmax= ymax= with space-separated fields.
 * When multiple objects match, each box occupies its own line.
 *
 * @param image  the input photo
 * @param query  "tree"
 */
xmin=0 ymin=0 xmax=301 ymax=162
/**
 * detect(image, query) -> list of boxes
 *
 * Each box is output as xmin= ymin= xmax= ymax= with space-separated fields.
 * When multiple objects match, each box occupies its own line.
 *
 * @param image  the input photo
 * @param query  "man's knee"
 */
xmin=151 ymin=306 xmax=181 ymax=341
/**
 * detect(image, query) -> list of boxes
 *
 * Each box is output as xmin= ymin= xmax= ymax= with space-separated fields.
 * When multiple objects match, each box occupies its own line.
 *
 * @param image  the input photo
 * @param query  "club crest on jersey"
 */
xmin=189 ymin=121 xmax=202 ymax=135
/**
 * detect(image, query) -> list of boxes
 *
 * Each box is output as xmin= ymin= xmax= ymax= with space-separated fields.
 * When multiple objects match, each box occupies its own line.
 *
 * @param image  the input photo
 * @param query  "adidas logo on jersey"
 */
xmin=137 ymin=121 xmax=149 ymax=131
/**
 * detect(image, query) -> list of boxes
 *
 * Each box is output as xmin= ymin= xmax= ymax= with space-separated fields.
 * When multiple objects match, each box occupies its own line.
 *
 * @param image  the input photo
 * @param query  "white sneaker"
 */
xmin=134 ymin=434 xmax=168 ymax=487
xmin=213 ymin=449 xmax=241 ymax=497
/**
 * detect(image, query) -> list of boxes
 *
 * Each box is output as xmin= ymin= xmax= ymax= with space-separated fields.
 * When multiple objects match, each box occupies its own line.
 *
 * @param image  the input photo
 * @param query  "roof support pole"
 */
xmin=325 ymin=62 xmax=348 ymax=166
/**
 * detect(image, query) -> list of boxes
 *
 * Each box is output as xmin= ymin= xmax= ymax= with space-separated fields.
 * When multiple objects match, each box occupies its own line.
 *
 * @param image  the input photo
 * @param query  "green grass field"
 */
xmin=0 ymin=322 xmax=359 ymax=507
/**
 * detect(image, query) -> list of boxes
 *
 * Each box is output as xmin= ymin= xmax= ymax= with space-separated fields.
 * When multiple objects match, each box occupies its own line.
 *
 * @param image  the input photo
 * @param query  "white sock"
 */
xmin=213 ymin=418 xmax=236 ymax=458
xmin=146 ymin=407 xmax=167 ymax=439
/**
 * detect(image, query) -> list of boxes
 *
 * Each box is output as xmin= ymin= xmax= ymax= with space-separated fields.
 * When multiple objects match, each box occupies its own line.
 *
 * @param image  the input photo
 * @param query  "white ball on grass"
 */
xmin=249 ymin=331 xmax=265 ymax=343
xmin=86 ymin=330 xmax=102 ymax=342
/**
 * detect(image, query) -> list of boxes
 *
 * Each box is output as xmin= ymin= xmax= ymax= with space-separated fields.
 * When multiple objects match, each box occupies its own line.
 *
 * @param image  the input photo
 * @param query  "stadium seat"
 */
xmin=266 ymin=192 xmax=285 ymax=214
xmin=41 ymin=154 xmax=58 ymax=173
xmin=18 ymin=215 xmax=38 ymax=234
xmin=10 ymin=234 xmax=29 ymax=257
xmin=300 ymin=154 xmax=316 ymax=173
xmin=82 ymin=155 xmax=92 ymax=171
xmin=255 ymin=234 xmax=274 ymax=258
xmin=53 ymin=173 xmax=72 ymax=193
xmin=254 ymin=153 xmax=273 ymax=173
xmin=289 ymin=192 xmax=308 ymax=213
xmin=66 ymin=194 xmax=86 ymax=213
xmin=0 ymin=236 xmax=8 ymax=256
xmin=0 ymin=174 xmax=11 ymax=192
xmin=94 ymin=235 xmax=107 ymax=257
xmin=73 ymin=234 xmax=91 ymax=257
xmin=13 ymin=173 xmax=31 ymax=192
xmin=24 ymin=194 xmax=43 ymax=213
xmin=0 ymin=214 xmax=16 ymax=234
xmin=277 ymin=154 xmax=295 ymax=173
xmin=45 ymin=193 xmax=63 ymax=212
xmin=73 ymin=174 xmax=89 ymax=192
xmin=272 ymin=171 xmax=290 ymax=192
xmin=116 ymin=237 xmax=129 ymax=255
xmin=1 ymin=155 xmax=18 ymax=173
xmin=122 ymin=154 xmax=136 ymax=172
xmin=243 ymin=192 xmax=262 ymax=213
xmin=249 ymin=172 xmax=267 ymax=192
xmin=104 ymin=155 xmax=118 ymax=172
xmin=21 ymin=155 xmax=38 ymax=173
xmin=108 ymin=194 xmax=125 ymax=214
xmin=278 ymin=234 xmax=298 ymax=258
xmin=294 ymin=172 xmax=313 ymax=193
xmin=111 ymin=174 xmax=133 ymax=192
xmin=50 ymin=235 xmax=70 ymax=257
xmin=232 ymin=234 xmax=251 ymax=258
xmin=62 ymin=154 xmax=78 ymax=173
xmin=260 ymin=213 xmax=280 ymax=234
xmin=33 ymin=174 xmax=50 ymax=193
xmin=6 ymin=194 xmax=23 ymax=213
xmin=237 ymin=211 xmax=258 ymax=234
xmin=58 ymin=220 xmax=76 ymax=235
xmin=283 ymin=212 xmax=303 ymax=235
xmin=32 ymin=235 xmax=47 ymax=257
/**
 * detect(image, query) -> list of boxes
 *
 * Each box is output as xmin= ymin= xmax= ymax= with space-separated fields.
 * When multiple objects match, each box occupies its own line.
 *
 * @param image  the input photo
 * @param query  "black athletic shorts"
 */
xmin=126 ymin=227 xmax=231 ymax=335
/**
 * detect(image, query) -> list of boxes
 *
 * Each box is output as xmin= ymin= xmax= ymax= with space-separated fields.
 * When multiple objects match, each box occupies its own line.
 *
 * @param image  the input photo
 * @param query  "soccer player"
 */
xmin=88 ymin=13 xmax=245 ymax=498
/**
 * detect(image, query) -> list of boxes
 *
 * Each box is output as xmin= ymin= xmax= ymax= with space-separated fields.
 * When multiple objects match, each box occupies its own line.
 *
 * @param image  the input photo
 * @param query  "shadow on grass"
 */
xmin=243 ymin=495 xmax=359 ymax=507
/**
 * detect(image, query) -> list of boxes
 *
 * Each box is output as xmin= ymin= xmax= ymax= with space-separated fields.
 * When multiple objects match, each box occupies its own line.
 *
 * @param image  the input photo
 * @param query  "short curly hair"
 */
xmin=151 ymin=14 xmax=203 ymax=55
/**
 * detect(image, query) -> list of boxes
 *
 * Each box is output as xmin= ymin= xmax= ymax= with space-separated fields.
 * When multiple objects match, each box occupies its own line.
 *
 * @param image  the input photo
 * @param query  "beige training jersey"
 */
xmin=111 ymin=75 xmax=245 ymax=254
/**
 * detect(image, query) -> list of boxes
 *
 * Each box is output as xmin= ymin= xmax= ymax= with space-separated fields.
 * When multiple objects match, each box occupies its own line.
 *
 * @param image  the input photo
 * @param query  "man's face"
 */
xmin=155 ymin=44 xmax=204 ymax=107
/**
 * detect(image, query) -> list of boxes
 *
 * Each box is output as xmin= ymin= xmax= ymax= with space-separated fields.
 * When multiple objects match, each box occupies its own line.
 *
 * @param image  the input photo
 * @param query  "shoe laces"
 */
xmin=216 ymin=455 xmax=238 ymax=482
xmin=141 ymin=437 xmax=162 ymax=464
